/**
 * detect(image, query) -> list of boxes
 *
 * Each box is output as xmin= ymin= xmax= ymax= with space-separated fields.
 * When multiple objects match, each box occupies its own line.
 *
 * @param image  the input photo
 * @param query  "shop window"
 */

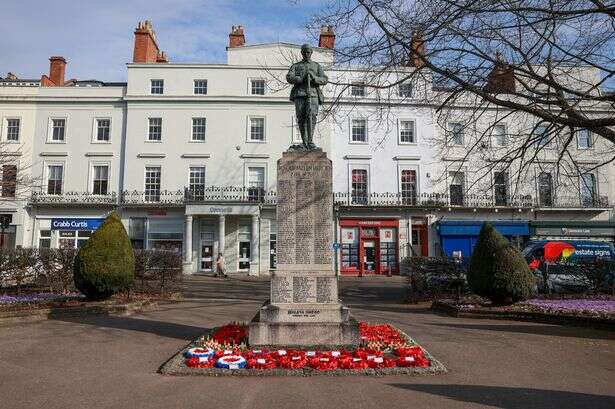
xmin=341 ymin=227 xmax=359 ymax=269
xmin=238 ymin=225 xmax=251 ymax=270
xmin=39 ymin=229 xmax=52 ymax=249
xmin=379 ymin=228 xmax=397 ymax=272
xmin=269 ymin=233 xmax=277 ymax=269
xmin=129 ymin=218 xmax=146 ymax=249
xmin=411 ymin=229 xmax=420 ymax=246
xmin=58 ymin=230 xmax=91 ymax=249
xmin=147 ymin=218 xmax=183 ymax=253
xmin=351 ymin=169 xmax=368 ymax=204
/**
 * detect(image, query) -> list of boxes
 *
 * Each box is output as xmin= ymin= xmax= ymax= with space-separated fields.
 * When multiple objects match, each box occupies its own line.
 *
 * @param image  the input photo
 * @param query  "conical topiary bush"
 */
xmin=73 ymin=212 xmax=134 ymax=300
xmin=468 ymin=222 xmax=535 ymax=305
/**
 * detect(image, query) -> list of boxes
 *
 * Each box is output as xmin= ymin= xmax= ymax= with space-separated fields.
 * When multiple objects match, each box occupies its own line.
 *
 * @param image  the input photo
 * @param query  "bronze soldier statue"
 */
xmin=286 ymin=43 xmax=328 ymax=150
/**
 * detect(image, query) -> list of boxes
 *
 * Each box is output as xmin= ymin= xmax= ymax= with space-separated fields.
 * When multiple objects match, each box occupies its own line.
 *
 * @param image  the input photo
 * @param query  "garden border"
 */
xmin=432 ymin=299 xmax=615 ymax=331
xmin=0 ymin=300 xmax=159 ymax=326
xmin=158 ymin=326 xmax=448 ymax=377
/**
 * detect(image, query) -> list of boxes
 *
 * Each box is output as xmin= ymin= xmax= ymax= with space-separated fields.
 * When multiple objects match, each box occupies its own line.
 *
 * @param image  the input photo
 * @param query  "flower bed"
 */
xmin=159 ymin=322 xmax=447 ymax=376
xmin=432 ymin=296 xmax=615 ymax=330
xmin=0 ymin=292 xmax=84 ymax=305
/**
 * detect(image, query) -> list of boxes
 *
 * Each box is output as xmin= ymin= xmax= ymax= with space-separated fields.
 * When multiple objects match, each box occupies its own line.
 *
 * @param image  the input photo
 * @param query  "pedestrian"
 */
xmin=216 ymin=253 xmax=227 ymax=278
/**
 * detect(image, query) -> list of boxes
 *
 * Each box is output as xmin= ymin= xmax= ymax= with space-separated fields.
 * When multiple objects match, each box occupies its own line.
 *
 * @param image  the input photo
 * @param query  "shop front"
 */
xmin=37 ymin=217 xmax=105 ymax=249
xmin=339 ymin=219 xmax=400 ymax=276
xmin=437 ymin=220 xmax=530 ymax=261
xmin=530 ymin=221 xmax=615 ymax=242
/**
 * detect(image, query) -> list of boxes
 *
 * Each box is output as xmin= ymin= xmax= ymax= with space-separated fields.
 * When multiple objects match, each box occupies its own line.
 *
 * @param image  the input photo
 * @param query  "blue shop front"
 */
xmin=437 ymin=220 xmax=530 ymax=261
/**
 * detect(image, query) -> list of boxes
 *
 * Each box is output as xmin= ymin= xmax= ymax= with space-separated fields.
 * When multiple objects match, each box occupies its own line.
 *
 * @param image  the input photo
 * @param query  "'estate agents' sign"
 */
xmin=51 ymin=218 xmax=104 ymax=231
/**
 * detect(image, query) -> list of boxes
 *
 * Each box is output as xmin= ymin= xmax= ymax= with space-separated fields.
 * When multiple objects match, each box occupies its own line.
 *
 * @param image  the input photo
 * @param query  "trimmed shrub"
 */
xmin=73 ymin=212 xmax=134 ymax=300
xmin=468 ymin=222 xmax=535 ymax=305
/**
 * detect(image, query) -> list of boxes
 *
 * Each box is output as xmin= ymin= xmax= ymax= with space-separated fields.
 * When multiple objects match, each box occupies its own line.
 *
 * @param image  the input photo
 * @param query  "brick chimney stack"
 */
xmin=41 ymin=56 xmax=67 ymax=87
xmin=229 ymin=26 xmax=245 ymax=48
xmin=485 ymin=52 xmax=516 ymax=93
xmin=133 ymin=20 xmax=162 ymax=63
xmin=407 ymin=35 xmax=426 ymax=68
xmin=319 ymin=25 xmax=335 ymax=49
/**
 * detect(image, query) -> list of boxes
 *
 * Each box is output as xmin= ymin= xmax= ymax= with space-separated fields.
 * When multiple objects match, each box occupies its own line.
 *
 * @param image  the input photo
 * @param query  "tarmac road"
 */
xmin=1 ymin=275 xmax=614 ymax=409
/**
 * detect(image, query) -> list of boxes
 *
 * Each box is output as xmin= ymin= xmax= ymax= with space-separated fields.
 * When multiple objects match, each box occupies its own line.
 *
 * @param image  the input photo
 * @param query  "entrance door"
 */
xmin=200 ymin=242 xmax=214 ymax=272
xmin=363 ymin=240 xmax=377 ymax=274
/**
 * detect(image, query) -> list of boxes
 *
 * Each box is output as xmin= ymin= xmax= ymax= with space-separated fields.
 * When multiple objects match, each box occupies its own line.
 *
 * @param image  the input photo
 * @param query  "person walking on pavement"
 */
xmin=216 ymin=253 xmax=228 ymax=278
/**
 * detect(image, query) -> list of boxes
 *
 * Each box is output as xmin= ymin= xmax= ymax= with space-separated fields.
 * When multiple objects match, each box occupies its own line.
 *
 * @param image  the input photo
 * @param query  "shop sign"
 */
xmin=341 ymin=228 xmax=358 ymax=244
xmin=535 ymin=226 xmax=615 ymax=237
xmin=51 ymin=218 xmax=103 ymax=231
xmin=380 ymin=228 xmax=396 ymax=243
xmin=148 ymin=209 xmax=167 ymax=216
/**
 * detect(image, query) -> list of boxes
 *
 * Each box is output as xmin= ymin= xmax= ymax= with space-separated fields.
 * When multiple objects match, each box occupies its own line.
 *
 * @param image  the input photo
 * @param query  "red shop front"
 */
xmin=339 ymin=219 xmax=399 ymax=276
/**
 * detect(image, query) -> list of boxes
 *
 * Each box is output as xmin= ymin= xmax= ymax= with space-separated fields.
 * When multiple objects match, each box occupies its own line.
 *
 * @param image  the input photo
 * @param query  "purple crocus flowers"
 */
xmin=523 ymin=299 xmax=615 ymax=315
xmin=0 ymin=292 xmax=83 ymax=304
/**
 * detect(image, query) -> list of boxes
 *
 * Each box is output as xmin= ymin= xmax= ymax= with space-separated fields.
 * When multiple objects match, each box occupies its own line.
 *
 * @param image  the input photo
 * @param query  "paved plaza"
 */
xmin=1 ymin=276 xmax=614 ymax=409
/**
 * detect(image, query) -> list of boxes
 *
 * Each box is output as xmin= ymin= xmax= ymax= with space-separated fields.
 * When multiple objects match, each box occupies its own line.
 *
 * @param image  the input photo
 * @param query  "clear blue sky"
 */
xmin=0 ymin=0 xmax=328 ymax=82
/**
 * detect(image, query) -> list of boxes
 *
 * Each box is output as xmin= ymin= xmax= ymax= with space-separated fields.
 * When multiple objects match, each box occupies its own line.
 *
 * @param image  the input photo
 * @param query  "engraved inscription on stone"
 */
xmin=292 ymin=276 xmax=317 ymax=303
xmin=287 ymin=309 xmax=321 ymax=318
xmin=271 ymin=276 xmax=292 ymax=304
xmin=316 ymin=277 xmax=334 ymax=303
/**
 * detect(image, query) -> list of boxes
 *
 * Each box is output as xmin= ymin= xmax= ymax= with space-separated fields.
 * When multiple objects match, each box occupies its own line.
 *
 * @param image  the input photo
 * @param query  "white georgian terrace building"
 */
xmin=1 ymin=22 xmax=614 ymax=277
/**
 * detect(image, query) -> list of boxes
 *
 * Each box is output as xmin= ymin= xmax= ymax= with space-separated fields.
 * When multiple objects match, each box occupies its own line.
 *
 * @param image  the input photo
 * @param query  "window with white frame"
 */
xmin=189 ymin=166 xmax=206 ymax=200
xmin=493 ymin=171 xmax=508 ymax=206
xmin=144 ymin=166 xmax=161 ymax=202
xmin=398 ymin=120 xmax=415 ymax=144
xmin=580 ymin=173 xmax=597 ymax=206
xmin=447 ymin=122 xmax=464 ymax=146
xmin=351 ymin=119 xmax=367 ymax=143
xmin=538 ymin=171 xmax=553 ymax=207
xmin=249 ymin=117 xmax=265 ymax=141
xmin=351 ymin=168 xmax=368 ymax=204
xmin=192 ymin=118 xmax=206 ymax=141
xmin=250 ymin=79 xmax=266 ymax=95
xmin=351 ymin=81 xmax=366 ymax=97
xmin=96 ymin=119 xmax=110 ymax=142
xmin=51 ymin=119 xmax=66 ymax=142
xmin=492 ymin=124 xmax=506 ymax=147
xmin=449 ymin=171 xmax=465 ymax=205
xmin=92 ymin=165 xmax=109 ymax=195
xmin=150 ymin=79 xmax=164 ymax=94
xmin=576 ymin=129 xmax=593 ymax=149
xmin=6 ymin=119 xmax=20 ymax=141
xmin=400 ymin=169 xmax=417 ymax=205
xmin=398 ymin=83 xmax=413 ymax=98
xmin=533 ymin=125 xmax=550 ymax=148
xmin=247 ymin=166 xmax=265 ymax=202
xmin=194 ymin=79 xmax=208 ymax=95
xmin=148 ymin=118 xmax=162 ymax=141
xmin=47 ymin=164 xmax=63 ymax=195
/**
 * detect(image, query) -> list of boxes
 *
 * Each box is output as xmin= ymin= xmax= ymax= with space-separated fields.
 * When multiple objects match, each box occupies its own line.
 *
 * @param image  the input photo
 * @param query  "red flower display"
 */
xmin=247 ymin=357 xmax=277 ymax=369
xmin=185 ymin=357 xmax=215 ymax=368
xmin=396 ymin=355 xmax=430 ymax=367
xmin=338 ymin=356 xmax=369 ymax=370
xmin=214 ymin=348 xmax=242 ymax=358
xmin=278 ymin=355 xmax=308 ymax=369
xmin=359 ymin=322 xmax=404 ymax=344
xmin=394 ymin=346 xmax=424 ymax=358
xmin=354 ymin=348 xmax=383 ymax=360
xmin=309 ymin=357 xmax=339 ymax=371
xmin=367 ymin=356 xmax=397 ymax=369
xmin=210 ymin=323 xmax=247 ymax=345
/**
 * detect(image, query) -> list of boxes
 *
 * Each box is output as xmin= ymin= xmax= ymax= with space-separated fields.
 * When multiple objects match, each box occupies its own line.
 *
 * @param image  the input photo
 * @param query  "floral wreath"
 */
xmin=216 ymin=355 xmax=247 ymax=369
xmin=184 ymin=347 xmax=215 ymax=359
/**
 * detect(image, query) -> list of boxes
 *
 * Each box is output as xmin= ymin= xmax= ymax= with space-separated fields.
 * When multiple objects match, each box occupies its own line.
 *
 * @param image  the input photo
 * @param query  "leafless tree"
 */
xmin=0 ymin=141 xmax=34 ymax=203
xmin=311 ymin=0 xmax=615 ymax=198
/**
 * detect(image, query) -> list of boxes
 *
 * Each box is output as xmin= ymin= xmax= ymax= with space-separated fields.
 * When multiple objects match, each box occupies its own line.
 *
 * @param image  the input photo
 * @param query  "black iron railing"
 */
xmin=30 ymin=191 xmax=117 ymax=205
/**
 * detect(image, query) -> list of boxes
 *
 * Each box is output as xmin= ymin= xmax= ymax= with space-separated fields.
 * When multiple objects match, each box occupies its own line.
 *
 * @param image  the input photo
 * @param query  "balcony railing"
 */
xmin=334 ymin=192 xmax=610 ymax=209
xmin=184 ymin=186 xmax=277 ymax=205
xmin=30 ymin=191 xmax=117 ymax=205
xmin=29 ymin=190 xmax=609 ymax=210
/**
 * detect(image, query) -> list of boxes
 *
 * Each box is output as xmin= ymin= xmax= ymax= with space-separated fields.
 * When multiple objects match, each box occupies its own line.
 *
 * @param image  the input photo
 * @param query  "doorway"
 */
xmin=200 ymin=242 xmax=214 ymax=271
xmin=362 ymin=240 xmax=377 ymax=274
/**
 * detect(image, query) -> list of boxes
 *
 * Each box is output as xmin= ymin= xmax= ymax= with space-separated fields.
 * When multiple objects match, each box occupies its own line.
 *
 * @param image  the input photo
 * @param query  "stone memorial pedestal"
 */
xmin=249 ymin=150 xmax=360 ymax=347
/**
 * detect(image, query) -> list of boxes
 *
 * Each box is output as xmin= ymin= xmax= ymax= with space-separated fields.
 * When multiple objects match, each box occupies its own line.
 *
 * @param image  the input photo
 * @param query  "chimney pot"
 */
xmin=45 ymin=56 xmax=67 ymax=86
xmin=407 ymin=35 xmax=426 ymax=68
xmin=319 ymin=25 xmax=335 ymax=49
xmin=133 ymin=19 xmax=165 ymax=63
xmin=229 ymin=25 xmax=246 ymax=48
